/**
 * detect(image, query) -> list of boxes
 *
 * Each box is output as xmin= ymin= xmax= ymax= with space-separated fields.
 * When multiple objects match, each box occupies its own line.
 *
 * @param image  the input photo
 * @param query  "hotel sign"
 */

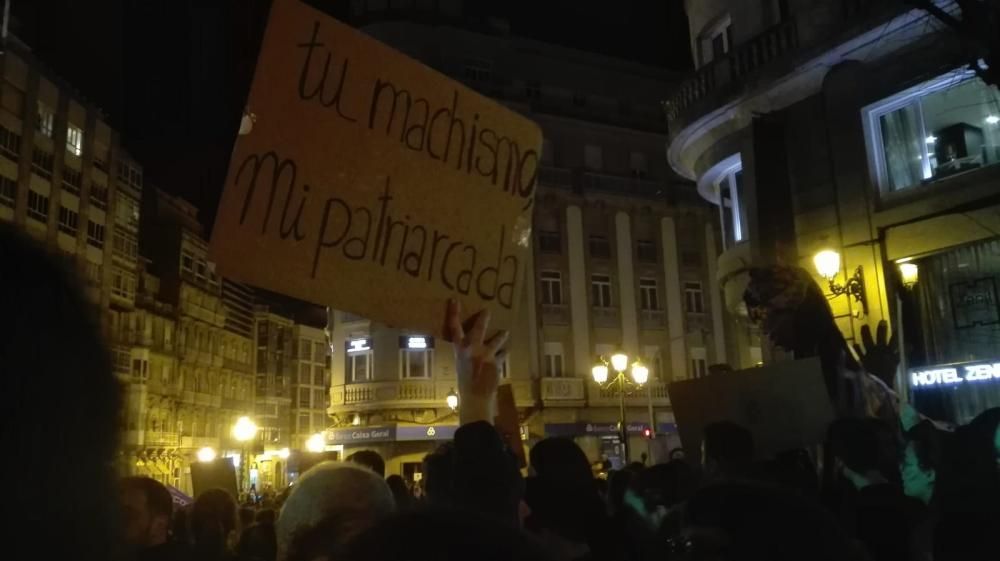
xmin=909 ymin=360 xmax=1000 ymax=388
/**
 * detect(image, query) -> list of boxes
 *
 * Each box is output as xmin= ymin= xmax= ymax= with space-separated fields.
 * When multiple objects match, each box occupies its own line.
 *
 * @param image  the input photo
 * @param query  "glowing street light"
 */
xmin=196 ymin=447 xmax=217 ymax=463
xmin=306 ymin=433 xmax=325 ymax=453
xmin=446 ymin=388 xmax=459 ymax=411
xmin=232 ymin=416 xmax=258 ymax=442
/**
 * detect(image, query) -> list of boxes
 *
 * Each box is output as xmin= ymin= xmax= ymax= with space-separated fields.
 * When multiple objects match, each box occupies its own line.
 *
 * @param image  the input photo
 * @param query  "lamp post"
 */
xmin=446 ymin=388 xmax=459 ymax=412
xmin=592 ymin=352 xmax=649 ymax=463
xmin=232 ymin=416 xmax=257 ymax=498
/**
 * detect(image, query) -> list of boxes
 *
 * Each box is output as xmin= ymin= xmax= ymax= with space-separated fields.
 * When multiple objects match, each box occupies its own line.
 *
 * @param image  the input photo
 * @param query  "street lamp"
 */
xmin=196 ymin=447 xmax=216 ymax=463
xmin=232 ymin=416 xmax=257 ymax=497
xmin=592 ymin=352 xmax=649 ymax=463
xmin=446 ymin=388 xmax=459 ymax=411
xmin=813 ymin=249 xmax=867 ymax=315
xmin=306 ymin=433 xmax=325 ymax=453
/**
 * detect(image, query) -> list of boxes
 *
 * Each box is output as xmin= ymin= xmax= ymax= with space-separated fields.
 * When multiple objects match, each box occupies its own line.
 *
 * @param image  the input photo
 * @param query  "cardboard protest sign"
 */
xmin=210 ymin=0 xmax=541 ymax=335
xmin=667 ymin=357 xmax=834 ymax=458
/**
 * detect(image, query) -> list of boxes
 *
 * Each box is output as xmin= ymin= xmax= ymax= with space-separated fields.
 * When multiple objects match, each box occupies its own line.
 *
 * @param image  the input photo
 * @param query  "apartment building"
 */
xmin=323 ymin=2 xmax=728 ymax=478
xmin=666 ymin=0 xmax=1000 ymax=422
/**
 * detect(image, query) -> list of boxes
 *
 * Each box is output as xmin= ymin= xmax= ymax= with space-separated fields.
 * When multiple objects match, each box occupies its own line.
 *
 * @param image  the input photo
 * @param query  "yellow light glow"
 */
xmin=813 ymin=250 xmax=841 ymax=280
xmin=232 ymin=416 xmax=258 ymax=442
xmin=277 ymin=447 xmax=291 ymax=459
xmin=592 ymin=363 xmax=609 ymax=384
xmin=631 ymin=362 xmax=649 ymax=385
xmin=610 ymin=353 xmax=629 ymax=373
xmin=352 ymin=413 xmax=361 ymax=426
xmin=196 ymin=447 xmax=216 ymax=463
xmin=445 ymin=389 xmax=459 ymax=411
xmin=306 ymin=433 xmax=325 ymax=453
xmin=898 ymin=262 xmax=918 ymax=287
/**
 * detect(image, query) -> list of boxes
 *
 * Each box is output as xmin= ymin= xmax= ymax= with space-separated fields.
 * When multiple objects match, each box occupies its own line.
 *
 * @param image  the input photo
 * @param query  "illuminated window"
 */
xmin=713 ymin=162 xmax=745 ymax=246
xmin=36 ymin=102 xmax=54 ymax=137
xmin=346 ymin=339 xmax=372 ymax=383
xmin=66 ymin=125 xmax=84 ymax=156
xmin=400 ymin=336 xmax=433 ymax=379
xmin=543 ymin=342 xmax=564 ymax=378
xmin=863 ymin=69 xmax=1000 ymax=193
xmin=690 ymin=347 xmax=708 ymax=379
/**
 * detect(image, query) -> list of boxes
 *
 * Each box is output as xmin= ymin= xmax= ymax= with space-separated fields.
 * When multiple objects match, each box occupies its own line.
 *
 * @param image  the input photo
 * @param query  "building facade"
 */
xmin=323 ymin=4 xmax=730 ymax=479
xmin=666 ymin=0 xmax=1000 ymax=422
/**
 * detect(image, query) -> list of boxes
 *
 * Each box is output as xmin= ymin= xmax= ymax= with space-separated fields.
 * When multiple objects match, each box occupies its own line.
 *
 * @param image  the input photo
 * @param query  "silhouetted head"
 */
xmin=0 ymin=225 xmax=123 ymax=559
xmin=385 ymin=475 xmax=412 ymax=510
xmin=529 ymin=437 xmax=593 ymax=485
xmin=277 ymin=462 xmax=393 ymax=561
xmin=422 ymin=442 xmax=456 ymax=507
xmin=347 ymin=450 xmax=386 ymax=477
xmin=121 ymin=476 xmax=174 ymax=550
xmin=702 ymin=421 xmax=755 ymax=479
xmin=191 ymin=488 xmax=239 ymax=559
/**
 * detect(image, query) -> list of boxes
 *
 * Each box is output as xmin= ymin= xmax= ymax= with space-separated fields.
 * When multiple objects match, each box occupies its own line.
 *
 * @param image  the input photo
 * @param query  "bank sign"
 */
xmin=909 ymin=360 xmax=1000 ymax=388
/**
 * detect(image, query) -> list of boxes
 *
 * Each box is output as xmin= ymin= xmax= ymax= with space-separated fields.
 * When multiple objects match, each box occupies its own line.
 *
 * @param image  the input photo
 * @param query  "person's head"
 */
xmin=121 ymin=477 xmax=174 ymax=550
xmin=385 ymin=475 xmax=413 ymax=510
xmin=1 ymin=226 xmax=123 ymax=558
xmin=422 ymin=442 xmax=456 ymax=507
xmin=529 ymin=437 xmax=593 ymax=486
xmin=340 ymin=508 xmax=554 ymax=561
xmin=277 ymin=462 xmax=394 ymax=561
xmin=347 ymin=450 xmax=386 ymax=477
xmin=191 ymin=489 xmax=239 ymax=557
xmin=828 ymin=418 xmax=882 ymax=488
xmin=702 ymin=421 xmax=754 ymax=478
xmin=901 ymin=420 xmax=943 ymax=504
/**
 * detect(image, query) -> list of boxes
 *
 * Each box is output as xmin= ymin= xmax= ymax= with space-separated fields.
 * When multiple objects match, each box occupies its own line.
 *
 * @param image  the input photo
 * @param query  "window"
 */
xmin=313 ymin=364 xmax=325 ymax=386
xmin=297 ymin=413 xmax=310 ymax=433
xmin=589 ymin=235 xmax=611 ymax=259
xmin=712 ymin=160 xmax=746 ymax=247
xmin=543 ymin=342 xmax=565 ymax=377
xmin=540 ymin=271 xmax=563 ymax=306
xmin=112 ymin=267 xmax=136 ymax=299
xmin=463 ymin=58 xmax=492 ymax=83
xmin=591 ymin=274 xmax=613 ymax=308
xmin=90 ymin=183 xmax=108 ymax=210
xmin=700 ymin=16 xmax=732 ymax=66
xmin=313 ymin=389 xmax=326 ymax=408
xmin=298 ymin=387 xmax=310 ymax=408
xmin=66 ymin=125 xmax=84 ymax=156
xmin=863 ymin=70 xmax=1000 ymax=193
xmin=118 ymin=161 xmax=143 ymax=189
xmin=115 ymin=193 xmax=140 ymax=229
xmin=62 ymin=167 xmax=82 ymax=195
xmin=0 ymin=126 xmax=21 ymax=161
xmin=0 ymin=175 xmax=16 ymax=208
xmin=629 ymin=151 xmax=648 ymax=177
xmin=584 ymin=144 xmax=603 ymax=170
xmin=57 ymin=206 xmax=79 ymax=235
xmin=313 ymin=341 xmax=325 ymax=362
xmin=525 ymin=80 xmax=541 ymax=99
xmin=132 ymin=358 xmax=148 ymax=381
xmin=637 ymin=240 xmax=657 ymax=263
xmin=181 ymin=250 xmax=195 ymax=273
xmin=643 ymin=346 xmax=663 ymax=380
xmin=87 ymin=220 xmax=106 ymax=248
xmin=31 ymin=149 xmax=54 ymax=180
xmin=36 ymin=102 xmax=54 ymax=137
xmin=538 ymin=230 xmax=561 ymax=254
xmin=27 ymin=190 xmax=49 ymax=222
xmin=690 ymin=347 xmax=708 ymax=379
xmin=347 ymin=345 xmax=372 ymax=382
xmin=684 ymin=281 xmax=704 ymax=313
xmin=639 ymin=278 xmax=659 ymax=311
xmin=113 ymin=229 xmax=138 ymax=261
xmin=401 ymin=347 xmax=431 ymax=378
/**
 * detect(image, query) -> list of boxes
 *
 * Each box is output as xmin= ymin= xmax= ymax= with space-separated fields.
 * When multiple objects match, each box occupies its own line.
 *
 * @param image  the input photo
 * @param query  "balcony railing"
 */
xmin=592 ymin=381 xmax=671 ymax=405
xmin=144 ymin=431 xmax=180 ymax=447
xmin=333 ymin=380 xmax=452 ymax=409
xmin=665 ymin=19 xmax=798 ymax=125
xmin=541 ymin=377 xmax=585 ymax=402
xmin=541 ymin=304 xmax=570 ymax=325
xmin=592 ymin=306 xmax=619 ymax=328
xmin=640 ymin=309 xmax=666 ymax=330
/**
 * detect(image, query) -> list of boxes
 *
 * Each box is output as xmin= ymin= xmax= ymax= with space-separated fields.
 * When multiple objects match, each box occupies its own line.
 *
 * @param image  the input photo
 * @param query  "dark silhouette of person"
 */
xmin=347 ymin=450 xmax=386 ymax=477
xmin=0 ymin=225 xmax=123 ymax=560
xmin=121 ymin=476 xmax=193 ymax=561
xmin=191 ymin=489 xmax=239 ymax=561
xmin=385 ymin=475 xmax=413 ymax=510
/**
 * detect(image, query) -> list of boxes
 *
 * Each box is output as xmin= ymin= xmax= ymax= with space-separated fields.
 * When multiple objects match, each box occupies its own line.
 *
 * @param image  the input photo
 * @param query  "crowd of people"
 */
xmin=3 ymin=217 xmax=999 ymax=561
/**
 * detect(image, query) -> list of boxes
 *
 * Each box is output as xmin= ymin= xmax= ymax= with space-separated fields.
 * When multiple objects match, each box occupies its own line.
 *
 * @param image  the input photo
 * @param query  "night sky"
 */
xmin=10 ymin=0 xmax=690 ymax=232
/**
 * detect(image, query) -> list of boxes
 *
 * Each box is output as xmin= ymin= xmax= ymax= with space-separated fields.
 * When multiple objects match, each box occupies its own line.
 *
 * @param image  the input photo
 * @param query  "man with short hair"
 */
xmin=120 ymin=476 xmax=190 ymax=561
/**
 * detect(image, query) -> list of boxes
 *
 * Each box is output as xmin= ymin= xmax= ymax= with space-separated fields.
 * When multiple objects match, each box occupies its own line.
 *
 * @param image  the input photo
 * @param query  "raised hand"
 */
xmin=444 ymin=299 xmax=508 ymax=425
xmin=851 ymin=320 xmax=899 ymax=388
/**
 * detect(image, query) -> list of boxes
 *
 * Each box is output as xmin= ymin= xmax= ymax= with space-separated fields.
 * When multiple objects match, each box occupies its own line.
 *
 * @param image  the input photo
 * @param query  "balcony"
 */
xmin=590 ymin=381 xmax=671 ymax=407
xmin=640 ymin=309 xmax=666 ymax=330
xmin=580 ymin=171 xmax=669 ymax=199
xmin=331 ymin=380 xmax=456 ymax=411
xmin=144 ymin=431 xmax=180 ymax=447
xmin=541 ymin=304 xmax=570 ymax=325
xmin=591 ymin=307 xmax=619 ymax=329
xmin=541 ymin=377 xmax=585 ymax=404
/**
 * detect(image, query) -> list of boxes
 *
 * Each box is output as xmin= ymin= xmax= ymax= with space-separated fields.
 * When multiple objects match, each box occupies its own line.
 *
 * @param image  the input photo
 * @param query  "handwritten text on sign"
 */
xmin=210 ymin=0 xmax=541 ymax=335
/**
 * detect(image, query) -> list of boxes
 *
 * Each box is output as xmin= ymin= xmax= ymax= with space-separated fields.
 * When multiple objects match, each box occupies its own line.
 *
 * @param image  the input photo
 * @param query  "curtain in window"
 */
xmin=879 ymin=104 xmax=924 ymax=191
xmin=913 ymin=238 xmax=1000 ymax=424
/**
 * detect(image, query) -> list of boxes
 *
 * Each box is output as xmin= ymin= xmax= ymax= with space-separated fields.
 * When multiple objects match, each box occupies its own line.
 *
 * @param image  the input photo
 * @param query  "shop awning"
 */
xmin=325 ymin=424 xmax=459 ymax=445
xmin=543 ymin=422 xmax=677 ymax=438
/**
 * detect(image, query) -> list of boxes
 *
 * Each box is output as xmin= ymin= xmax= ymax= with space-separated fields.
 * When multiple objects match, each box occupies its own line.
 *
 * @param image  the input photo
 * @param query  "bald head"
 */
xmin=277 ymin=462 xmax=395 ymax=561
